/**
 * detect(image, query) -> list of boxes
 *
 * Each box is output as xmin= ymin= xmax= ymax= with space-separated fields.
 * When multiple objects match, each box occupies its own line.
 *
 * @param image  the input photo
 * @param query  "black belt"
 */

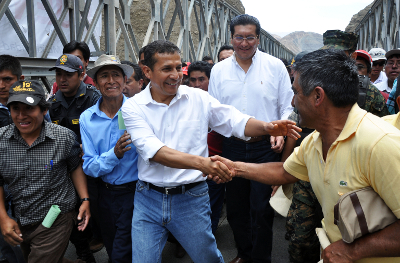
xmin=102 ymin=181 xmax=137 ymax=191
xmin=230 ymin=135 xmax=269 ymax=143
xmin=148 ymin=181 xmax=202 ymax=195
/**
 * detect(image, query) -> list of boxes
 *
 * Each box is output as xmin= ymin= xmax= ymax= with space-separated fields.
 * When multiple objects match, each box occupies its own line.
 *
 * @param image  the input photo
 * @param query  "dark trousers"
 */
xmin=19 ymin=210 xmax=83 ymax=263
xmin=206 ymin=180 xmax=225 ymax=234
xmin=223 ymin=137 xmax=280 ymax=263
xmin=98 ymin=181 xmax=136 ymax=263
xmin=87 ymin=176 xmax=102 ymax=240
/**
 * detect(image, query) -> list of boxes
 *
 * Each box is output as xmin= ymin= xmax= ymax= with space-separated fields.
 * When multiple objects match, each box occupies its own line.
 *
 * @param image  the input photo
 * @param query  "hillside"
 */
xmin=345 ymin=1 xmax=375 ymax=32
xmin=279 ymin=31 xmax=323 ymax=55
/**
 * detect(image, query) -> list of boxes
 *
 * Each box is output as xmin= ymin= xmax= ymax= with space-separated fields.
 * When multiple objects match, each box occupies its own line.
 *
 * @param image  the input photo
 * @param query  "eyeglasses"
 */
xmin=386 ymin=60 xmax=400 ymax=67
xmin=372 ymin=61 xmax=385 ymax=67
xmin=233 ymin=36 xmax=258 ymax=43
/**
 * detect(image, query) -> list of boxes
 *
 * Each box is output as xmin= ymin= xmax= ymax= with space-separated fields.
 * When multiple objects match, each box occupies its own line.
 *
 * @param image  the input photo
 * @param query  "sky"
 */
xmin=240 ymin=0 xmax=373 ymax=37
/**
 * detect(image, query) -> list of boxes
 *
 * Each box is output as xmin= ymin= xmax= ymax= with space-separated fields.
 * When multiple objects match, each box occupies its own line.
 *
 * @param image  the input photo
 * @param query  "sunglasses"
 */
xmin=373 ymin=61 xmax=385 ymax=67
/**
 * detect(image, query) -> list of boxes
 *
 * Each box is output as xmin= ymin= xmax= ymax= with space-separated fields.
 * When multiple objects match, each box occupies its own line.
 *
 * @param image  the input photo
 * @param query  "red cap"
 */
xmin=182 ymin=62 xmax=191 ymax=75
xmin=355 ymin=50 xmax=372 ymax=65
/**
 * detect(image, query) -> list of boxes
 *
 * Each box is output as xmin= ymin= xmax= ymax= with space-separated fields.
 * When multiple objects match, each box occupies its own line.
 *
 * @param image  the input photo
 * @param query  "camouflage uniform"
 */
xmin=365 ymin=82 xmax=389 ymax=117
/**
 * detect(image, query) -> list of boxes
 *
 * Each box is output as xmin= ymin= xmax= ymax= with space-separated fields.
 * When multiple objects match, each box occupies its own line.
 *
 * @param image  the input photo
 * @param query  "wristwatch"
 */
xmin=81 ymin=198 xmax=90 ymax=202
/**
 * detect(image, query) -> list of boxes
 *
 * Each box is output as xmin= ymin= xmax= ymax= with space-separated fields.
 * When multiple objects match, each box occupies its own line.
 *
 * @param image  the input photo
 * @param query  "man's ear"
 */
xmin=314 ymin=86 xmax=325 ymax=107
xmin=79 ymin=71 xmax=85 ymax=81
xmin=19 ymin=75 xmax=25 ymax=80
xmin=143 ymin=66 xmax=152 ymax=81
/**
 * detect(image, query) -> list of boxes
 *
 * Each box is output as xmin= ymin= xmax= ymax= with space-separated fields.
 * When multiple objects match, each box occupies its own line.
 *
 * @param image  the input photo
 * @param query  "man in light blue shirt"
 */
xmin=80 ymin=54 xmax=137 ymax=263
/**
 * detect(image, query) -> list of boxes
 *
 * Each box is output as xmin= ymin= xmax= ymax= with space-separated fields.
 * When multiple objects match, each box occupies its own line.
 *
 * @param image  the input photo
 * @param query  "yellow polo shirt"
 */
xmin=382 ymin=112 xmax=400 ymax=130
xmin=284 ymin=104 xmax=400 ymax=263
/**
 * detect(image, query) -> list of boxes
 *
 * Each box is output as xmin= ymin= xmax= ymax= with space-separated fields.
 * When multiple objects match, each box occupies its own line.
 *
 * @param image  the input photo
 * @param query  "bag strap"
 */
xmin=349 ymin=192 xmax=370 ymax=236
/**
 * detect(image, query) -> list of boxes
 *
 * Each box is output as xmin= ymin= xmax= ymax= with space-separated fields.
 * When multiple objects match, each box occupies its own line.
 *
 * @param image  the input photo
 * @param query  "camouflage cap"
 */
xmin=321 ymin=30 xmax=358 ymax=51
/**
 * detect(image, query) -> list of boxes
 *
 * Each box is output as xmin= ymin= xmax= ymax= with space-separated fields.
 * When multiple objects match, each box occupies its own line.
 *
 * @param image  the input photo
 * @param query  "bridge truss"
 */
xmin=0 ymin=0 xmax=294 ymax=87
xmin=354 ymin=0 xmax=399 ymax=51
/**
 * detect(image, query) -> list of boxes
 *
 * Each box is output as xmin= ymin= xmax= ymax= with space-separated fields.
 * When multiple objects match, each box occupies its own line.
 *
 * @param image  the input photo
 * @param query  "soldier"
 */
xmin=284 ymin=30 xmax=389 ymax=263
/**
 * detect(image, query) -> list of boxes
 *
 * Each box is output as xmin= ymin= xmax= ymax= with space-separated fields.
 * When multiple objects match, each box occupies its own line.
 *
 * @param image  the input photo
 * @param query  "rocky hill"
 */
xmin=345 ymin=1 xmax=375 ymax=32
xmin=278 ymin=31 xmax=323 ymax=55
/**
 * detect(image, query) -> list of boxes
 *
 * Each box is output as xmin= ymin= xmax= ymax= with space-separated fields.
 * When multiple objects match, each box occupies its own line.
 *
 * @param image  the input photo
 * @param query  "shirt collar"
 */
xmin=232 ymin=48 xmax=259 ymax=66
xmin=311 ymin=103 xmax=367 ymax=143
xmin=0 ymin=102 xmax=8 ymax=110
xmin=137 ymin=83 xmax=189 ymax=105
xmin=91 ymin=95 xmax=127 ymax=120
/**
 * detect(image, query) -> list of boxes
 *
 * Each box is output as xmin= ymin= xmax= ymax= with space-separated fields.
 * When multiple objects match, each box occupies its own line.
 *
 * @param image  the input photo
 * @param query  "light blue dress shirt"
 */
xmin=80 ymin=96 xmax=138 ymax=185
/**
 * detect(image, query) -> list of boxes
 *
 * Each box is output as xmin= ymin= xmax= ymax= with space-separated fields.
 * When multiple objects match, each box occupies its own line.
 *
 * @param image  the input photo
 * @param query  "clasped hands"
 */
xmin=202 ymin=155 xmax=236 ymax=183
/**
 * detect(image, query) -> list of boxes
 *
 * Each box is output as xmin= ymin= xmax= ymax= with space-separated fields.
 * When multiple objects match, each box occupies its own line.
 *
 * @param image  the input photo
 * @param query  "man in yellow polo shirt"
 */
xmin=210 ymin=49 xmax=400 ymax=263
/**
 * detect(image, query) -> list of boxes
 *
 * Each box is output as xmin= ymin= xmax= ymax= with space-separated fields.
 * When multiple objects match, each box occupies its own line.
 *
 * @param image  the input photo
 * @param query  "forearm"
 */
xmin=234 ymin=161 xmax=299 ymax=185
xmin=71 ymin=165 xmax=89 ymax=199
xmin=244 ymin=118 xmax=268 ymax=137
xmin=82 ymin=147 xmax=119 ymax=177
xmin=351 ymin=220 xmax=400 ymax=260
xmin=151 ymin=146 xmax=206 ymax=171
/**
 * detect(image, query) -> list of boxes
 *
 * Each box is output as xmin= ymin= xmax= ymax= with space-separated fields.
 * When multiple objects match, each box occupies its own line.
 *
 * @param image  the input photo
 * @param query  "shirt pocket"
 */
xmin=177 ymin=120 xmax=201 ymax=152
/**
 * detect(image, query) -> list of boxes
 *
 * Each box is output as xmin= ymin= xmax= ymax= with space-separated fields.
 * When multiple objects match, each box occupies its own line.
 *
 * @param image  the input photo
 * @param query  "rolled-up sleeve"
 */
xmin=207 ymin=94 xmax=252 ymax=140
xmin=80 ymin=114 xmax=120 ymax=177
xmin=122 ymin=102 xmax=165 ymax=165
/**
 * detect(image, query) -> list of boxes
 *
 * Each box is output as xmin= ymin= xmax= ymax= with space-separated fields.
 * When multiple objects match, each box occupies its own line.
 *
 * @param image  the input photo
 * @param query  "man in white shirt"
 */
xmin=208 ymin=14 xmax=293 ymax=263
xmin=368 ymin=48 xmax=387 ymax=85
xmin=121 ymin=40 xmax=300 ymax=263
xmin=375 ymin=49 xmax=400 ymax=94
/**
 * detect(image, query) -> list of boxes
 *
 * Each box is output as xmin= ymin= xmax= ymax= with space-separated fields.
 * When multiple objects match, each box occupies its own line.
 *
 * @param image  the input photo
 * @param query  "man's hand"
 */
xmin=114 ymin=131 xmax=132 ymax=159
xmin=270 ymin=136 xmax=285 ymax=153
xmin=322 ymin=240 xmax=355 ymax=263
xmin=0 ymin=216 xmax=23 ymax=246
xmin=200 ymin=156 xmax=233 ymax=183
xmin=271 ymin=185 xmax=280 ymax=197
xmin=265 ymin=120 xmax=301 ymax=140
xmin=77 ymin=201 xmax=91 ymax=231
xmin=205 ymin=155 xmax=237 ymax=183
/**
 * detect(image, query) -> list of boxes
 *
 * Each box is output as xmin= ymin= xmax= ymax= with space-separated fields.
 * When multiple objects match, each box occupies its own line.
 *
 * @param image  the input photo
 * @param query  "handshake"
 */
xmin=202 ymin=155 xmax=237 ymax=183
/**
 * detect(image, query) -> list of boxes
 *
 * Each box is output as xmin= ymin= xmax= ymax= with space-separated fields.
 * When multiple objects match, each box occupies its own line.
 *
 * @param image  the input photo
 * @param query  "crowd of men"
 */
xmin=0 ymin=13 xmax=400 ymax=263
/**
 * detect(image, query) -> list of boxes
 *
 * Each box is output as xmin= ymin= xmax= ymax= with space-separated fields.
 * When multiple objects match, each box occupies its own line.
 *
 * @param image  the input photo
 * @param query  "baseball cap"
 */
xmin=7 ymin=80 xmax=46 ymax=106
xmin=385 ymin=48 xmax=400 ymax=59
xmin=321 ymin=30 xmax=358 ymax=51
xmin=182 ymin=62 xmax=191 ymax=76
xmin=355 ymin=50 xmax=372 ymax=66
xmin=49 ymin=54 xmax=84 ymax=73
xmin=86 ymin=54 xmax=133 ymax=80
xmin=368 ymin=48 xmax=386 ymax=61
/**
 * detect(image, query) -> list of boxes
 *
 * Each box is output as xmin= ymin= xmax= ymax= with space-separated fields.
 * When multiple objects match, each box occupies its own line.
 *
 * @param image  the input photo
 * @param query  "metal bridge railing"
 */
xmin=354 ymin=0 xmax=399 ymax=51
xmin=1 ymin=0 xmax=295 ymax=81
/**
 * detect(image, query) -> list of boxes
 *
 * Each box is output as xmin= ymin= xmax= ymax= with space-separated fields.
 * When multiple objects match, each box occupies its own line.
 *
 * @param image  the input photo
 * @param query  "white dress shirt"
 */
xmin=371 ymin=71 xmax=388 ymax=85
xmin=121 ymin=85 xmax=252 ymax=187
xmin=209 ymin=49 xmax=293 ymax=122
xmin=375 ymin=79 xmax=392 ymax=93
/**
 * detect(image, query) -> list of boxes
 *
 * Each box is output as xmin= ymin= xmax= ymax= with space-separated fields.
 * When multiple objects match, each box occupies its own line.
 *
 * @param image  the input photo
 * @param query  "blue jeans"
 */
xmin=223 ymin=137 xmax=280 ymax=263
xmin=132 ymin=180 xmax=224 ymax=263
xmin=206 ymin=180 xmax=225 ymax=234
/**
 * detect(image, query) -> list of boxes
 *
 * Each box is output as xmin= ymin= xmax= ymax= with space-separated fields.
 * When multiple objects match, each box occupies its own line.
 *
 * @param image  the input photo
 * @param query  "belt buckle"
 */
xmin=165 ymin=187 xmax=173 ymax=195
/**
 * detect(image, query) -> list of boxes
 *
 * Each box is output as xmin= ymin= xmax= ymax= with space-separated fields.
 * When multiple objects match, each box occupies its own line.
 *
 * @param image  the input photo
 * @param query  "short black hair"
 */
xmin=217 ymin=45 xmax=234 ymax=61
xmin=0 ymin=55 xmax=22 ymax=79
xmin=63 ymin=41 xmax=91 ymax=62
xmin=121 ymin=61 xmax=143 ymax=81
xmin=139 ymin=46 xmax=147 ymax=59
xmin=293 ymin=49 xmax=359 ymax=108
xmin=356 ymin=56 xmax=371 ymax=74
xmin=230 ymin=14 xmax=261 ymax=38
xmin=143 ymin=40 xmax=181 ymax=70
xmin=202 ymin=55 xmax=213 ymax=62
xmin=188 ymin=61 xmax=212 ymax=79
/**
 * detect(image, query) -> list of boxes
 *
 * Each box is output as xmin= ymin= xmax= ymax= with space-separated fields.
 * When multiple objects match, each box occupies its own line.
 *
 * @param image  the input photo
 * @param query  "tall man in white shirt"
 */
xmin=208 ymin=14 xmax=293 ymax=263
xmin=121 ymin=40 xmax=300 ymax=263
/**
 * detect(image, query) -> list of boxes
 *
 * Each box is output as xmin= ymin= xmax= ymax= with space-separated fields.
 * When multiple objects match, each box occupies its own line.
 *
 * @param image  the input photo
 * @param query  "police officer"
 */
xmin=48 ymin=54 xmax=101 ymax=263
